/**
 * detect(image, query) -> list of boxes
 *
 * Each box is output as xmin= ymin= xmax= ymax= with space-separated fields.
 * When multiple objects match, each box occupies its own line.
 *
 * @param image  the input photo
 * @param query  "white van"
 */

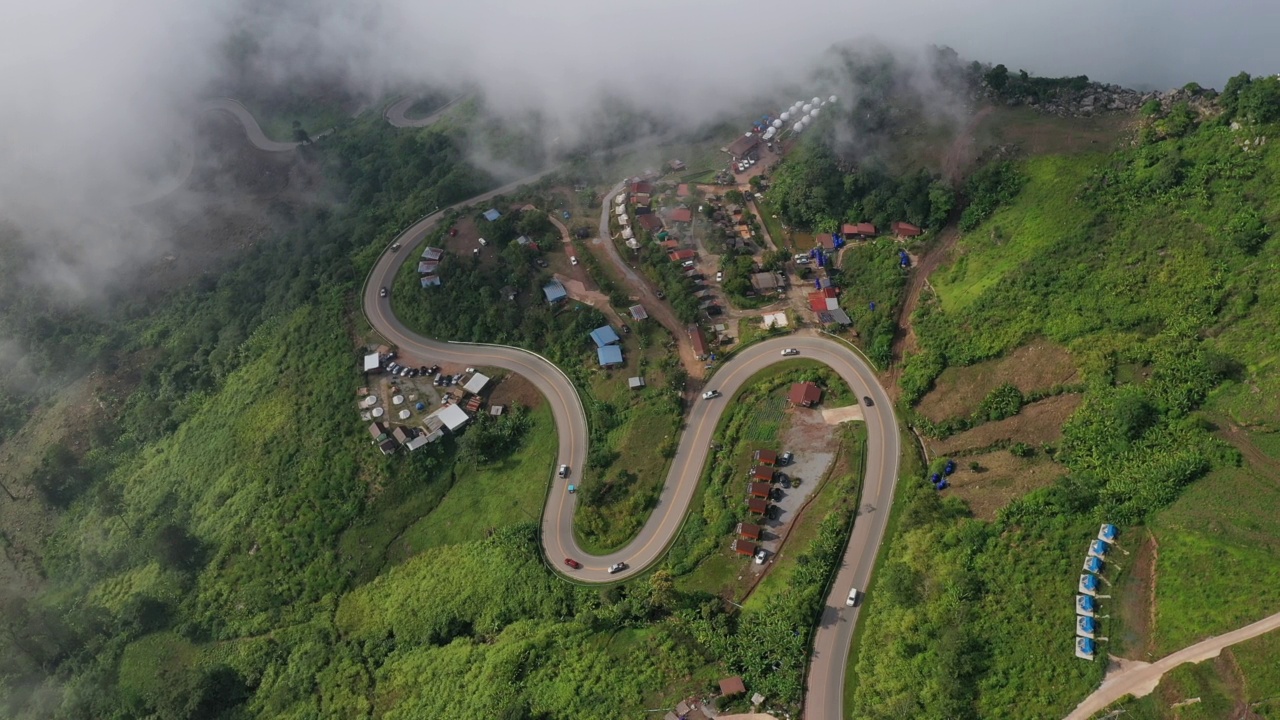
xmin=570 ymin=256 xmax=579 ymax=266
xmin=478 ymin=237 xmax=487 ymax=246
xmin=846 ymin=588 xmax=861 ymax=607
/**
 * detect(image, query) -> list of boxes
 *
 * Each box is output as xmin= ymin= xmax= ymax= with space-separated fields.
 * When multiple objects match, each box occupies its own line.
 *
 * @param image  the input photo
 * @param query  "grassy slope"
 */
xmin=1146 ymin=464 xmax=1280 ymax=654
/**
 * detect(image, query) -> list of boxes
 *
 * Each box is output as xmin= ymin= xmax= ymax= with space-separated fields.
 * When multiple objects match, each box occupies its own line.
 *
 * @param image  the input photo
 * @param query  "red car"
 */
xmin=564 ymin=558 xmax=582 ymax=569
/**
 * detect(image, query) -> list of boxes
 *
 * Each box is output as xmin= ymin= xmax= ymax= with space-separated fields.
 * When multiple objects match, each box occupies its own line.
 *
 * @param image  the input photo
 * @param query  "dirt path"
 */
xmin=1215 ymin=420 xmax=1280 ymax=477
xmin=594 ymin=183 xmax=704 ymax=379
xmin=1064 ymin=611 xmax=1280 ymax=719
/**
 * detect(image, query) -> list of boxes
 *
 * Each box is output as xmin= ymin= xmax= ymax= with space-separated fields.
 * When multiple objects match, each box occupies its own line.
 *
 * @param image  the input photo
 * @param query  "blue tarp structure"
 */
xmin=944 ymin=459 xmax=955 ymax=475
xmin=899 ymin=250 xmax=911 ymax=268
xmin=1081 ymin=574 xmax=1099 ymax=591
xmin=931 ymin=473 xmax=940 ymax=483
xmin=1079 ymin=617 xmax=1096 ymax=633
xmin=1085 ymin=556 xmax=1103 ymax=573
xmin=1080 ymin=638 xmax=1096 ymax=653
xmin=1077 ymin=595 xmax=1096 ymax=612
xmin=935 ymin=480 xmax=949 ymax=491
xmin=1091 ymin=539 xmax=1109 ymax=556
xmin=590 ymin=325 xmax=621 ymax=347
xmin=415 ymin=402 xmax=426 ymax=411
xmin=483 ymin=208 xmax=501 ymax=222
xmin=1100 ymin=524 xmax=1118 ymax=541
xmin=597 ymin=345 xmax=624 ymax=366
xmin=543 ymin=280 xmax=567 ymax=303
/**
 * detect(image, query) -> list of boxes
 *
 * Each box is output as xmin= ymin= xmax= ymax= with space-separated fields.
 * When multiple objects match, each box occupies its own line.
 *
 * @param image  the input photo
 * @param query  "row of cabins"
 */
xmin=418 ymin=246 xmax=444 ymax=287
xmin=821 ymin=221 xmax=922 ymax=245
xmin=730 ymin=449 xmax=784 ymax=556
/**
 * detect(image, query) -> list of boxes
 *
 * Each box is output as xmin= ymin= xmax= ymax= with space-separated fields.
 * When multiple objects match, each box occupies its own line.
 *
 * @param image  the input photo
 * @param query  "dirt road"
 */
xmin=594 ymin=182 xmax=704 ymax=379
xmin=1064 ymin=611 xmax=1280 ymax=719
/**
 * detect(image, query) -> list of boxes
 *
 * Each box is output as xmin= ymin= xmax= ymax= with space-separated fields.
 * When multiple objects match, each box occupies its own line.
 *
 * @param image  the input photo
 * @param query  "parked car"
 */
xmin=716 ymin=271 xmax=724 ymax=282
xmin=846 ymin=588 xmax=861 ymax=607
xmin=535 ymin=257 xmax=549 ymax=268
xmin=620 ymin=324 xmax=630 ymax=334
xmin=682 ymin=260 xmax=695 ymax=268
xmin=558 ymin=464 xmax=570 ymax=478
xmin=771 ymin=488 xmax=784 ymax=502
xmin=391 ymin=243 xmax=401 ymax=251
xmin=701 ymin=390 xmax=721 ymax=400
xmin=781 ymin=348 xmax=799 ymax=356
xmin=565 ymin=558 xmax=582 ymax=569
xmin=776 ymin=473 xmax=790 ymax=487
xmin=608 ymin=562 xmax=627 ymax=574
xmin=863 ymin=396 xmax=874 ymax=407
xmin=570 ymin=256 xmax=579 ymax=266
xmin=766 ymin=505 xmax=780 ymax=520
xmin=379 ymin=287 xmax=388 ymax=298
xmin=780 ymin=451 xmax=793 ymax=466
xmin=754 ymin=549 xmax=767 ymax=565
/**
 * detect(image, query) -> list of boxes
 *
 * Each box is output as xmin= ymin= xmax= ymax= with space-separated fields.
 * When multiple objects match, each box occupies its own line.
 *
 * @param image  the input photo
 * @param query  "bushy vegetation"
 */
xmin=837 ymin=239 xmax=909 ymax=366
xmin=981 ymin=64 xmax=1091 ymax=105
xmin=768 ymin=139 xmax=953 ymax=233
xmin=853 ymin=86 xmax=1280 ymax=717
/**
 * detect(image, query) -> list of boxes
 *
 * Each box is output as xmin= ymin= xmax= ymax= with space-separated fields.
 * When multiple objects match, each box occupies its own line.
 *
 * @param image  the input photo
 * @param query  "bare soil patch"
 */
xmin=975 ymin=107 xmax=1134 ymax=157
xmin=1112 ymin=529 xmax=1158 ymax=659
xmin=940 ymin=451 xmax=1065 ymax=521
xmin=487 ymin=373 xmax=544 ymax=410
xmin=917 ymin=341 xmax=1078 ymax=422
xmin=931 ymin=393 xmax=1082 ymax=455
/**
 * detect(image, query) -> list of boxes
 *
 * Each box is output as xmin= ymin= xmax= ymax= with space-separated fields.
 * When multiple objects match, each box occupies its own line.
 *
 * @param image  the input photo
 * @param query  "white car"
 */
xmin=570 ymin=256 xmax=578 ymax=265
xmin=754 ymin=549 xmax=767 ymax=565
xmin=608 ymin=562 xmax=627 ymax=574
xmin=716 ymin=271 xmax=724 ymax=282
xmin=701 ymin=390 xmax=721 ymax=400
xmin=781 ymin=348 xmax=799 ymax=356
xmin=558 ymin=464 xmax=570 ymax=478
xmin=846 ymin=588 xmax=861 ymax=607
xmin=682 ymin=260 xmax=695 ymax=268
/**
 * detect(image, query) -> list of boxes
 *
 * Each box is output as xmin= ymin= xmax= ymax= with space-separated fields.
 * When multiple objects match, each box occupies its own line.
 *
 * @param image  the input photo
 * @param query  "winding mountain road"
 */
xmin=198 ymin=98 xmax=902 ymax=718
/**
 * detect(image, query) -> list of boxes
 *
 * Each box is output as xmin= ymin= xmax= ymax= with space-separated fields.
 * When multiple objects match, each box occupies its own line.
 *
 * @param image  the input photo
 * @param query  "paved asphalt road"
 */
xmin=384 ymin=95 xmax=465 ymax=128
xmin=365 ymin=199 xmax=901 ymax=719
xmin=195 ymin=97 xmax=904 ymax=718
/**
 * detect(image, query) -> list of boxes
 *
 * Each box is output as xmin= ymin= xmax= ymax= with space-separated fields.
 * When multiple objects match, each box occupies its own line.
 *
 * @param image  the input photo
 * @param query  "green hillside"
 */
xmin=852 ymin=77 xmax=1280 ymax=718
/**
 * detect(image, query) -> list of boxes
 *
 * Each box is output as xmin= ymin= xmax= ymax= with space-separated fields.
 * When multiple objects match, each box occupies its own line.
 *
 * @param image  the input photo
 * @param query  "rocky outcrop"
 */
xmin=980 ymin=80 xmax=1218 ymax=119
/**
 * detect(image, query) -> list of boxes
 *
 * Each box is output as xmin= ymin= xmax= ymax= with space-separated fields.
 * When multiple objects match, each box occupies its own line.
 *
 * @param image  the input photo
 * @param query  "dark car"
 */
xmin=863 ymin=396 xmax=874 ymax=407
xmin=766 ymin=506 xmax=780 ymax=521
xmin=620 ymin=324 xmax=630 ymax=334
xmin=379 ymin=287 xmax=388 ymax=298
xmin=419 ymin=365 xmax=429 ymax=374
xmin=780 ymin=451 xmax=793 ymax=466
xmin=535 ymin=258 xmax=549 ymax=268
xmin=771 ymin=488 xmax=784 ymax=502
xmin=779 ymin=474 xmax=791 ymax=489
xmin=564 ymin=558 xmax=582 ymax=570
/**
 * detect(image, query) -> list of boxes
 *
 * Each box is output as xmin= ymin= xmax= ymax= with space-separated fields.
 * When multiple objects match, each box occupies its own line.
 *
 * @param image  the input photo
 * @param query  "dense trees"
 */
xmin=769 ymin=139 xmax=952 ymax=232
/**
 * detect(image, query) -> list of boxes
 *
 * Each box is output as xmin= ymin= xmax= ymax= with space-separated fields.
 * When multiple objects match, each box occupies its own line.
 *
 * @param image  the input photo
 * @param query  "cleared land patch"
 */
xmin=934 ymin=450 xmax=1066 ymax=522
xmin=917 ymin=340 xmax=1078 ymax=422
xmin=931 ymin=392 xmax=1081 ymax=455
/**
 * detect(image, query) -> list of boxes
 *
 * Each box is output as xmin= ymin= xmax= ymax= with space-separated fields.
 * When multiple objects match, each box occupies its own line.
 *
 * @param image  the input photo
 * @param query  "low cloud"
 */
xmin=3 ymin=0 xmax=1279 ymax=299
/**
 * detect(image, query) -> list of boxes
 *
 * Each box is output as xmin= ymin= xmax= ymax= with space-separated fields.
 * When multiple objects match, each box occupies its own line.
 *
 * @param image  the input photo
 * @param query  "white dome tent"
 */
xmin=829 ymin=95 xmax=838 ymax=103
xmin=780 ymin=111 xmax=791 ymax=121
xmin=771 ymin=119 xmax=782 ymax=128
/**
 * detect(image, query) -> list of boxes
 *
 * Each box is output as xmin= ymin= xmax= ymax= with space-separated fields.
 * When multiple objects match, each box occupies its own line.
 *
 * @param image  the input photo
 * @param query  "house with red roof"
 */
xmin=892 ymin=221 xmax=923 ymax=238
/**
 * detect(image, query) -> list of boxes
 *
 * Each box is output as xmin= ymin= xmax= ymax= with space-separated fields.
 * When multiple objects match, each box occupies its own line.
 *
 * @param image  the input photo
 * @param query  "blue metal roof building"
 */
xmin=590 ymin=325 xmax=621 ymax=347
xmin=543 ymin=280 xmax=567 ymax=303
xmin=483 ymin=208 xmax=501 ymax=222
xmin=597 ymin=345 xmax=624 ymax=367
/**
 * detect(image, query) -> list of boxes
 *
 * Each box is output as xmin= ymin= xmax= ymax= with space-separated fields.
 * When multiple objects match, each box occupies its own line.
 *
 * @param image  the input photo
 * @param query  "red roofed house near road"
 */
xmin=668 ymin=249 xmax=696 ymax=262
xmin=669 ymin=207 xmax=693 ymax=224
xmin=638 ymin=214 xmax=664 ymax=234
xmin=750 ymin=466 xmax=774 ymax=482
xmin=747 ymin=497 xmax=768 ymax=515
xmin=726 ymin=134 xmax=762 ymax=162
xmin=844 ymin=222 xmax=876 ymax=239
xmin=892 ymin=221 xmax=923 ymax=238
xmin=789 ymin=382 xmax=823 ymax=407
xmin=630 ymin=181 xmax=653 ymax=195
xmin=808 ymin=287 xmax=840 ymax=313
xmin=841 ymin=223 xmax=859 ymax=239
xmin=748 ymin=482 xmax=772 ymax=498
xmin=732 ymin=539 xmax=758 ymax=556
xmin=754 ymin=449 xmax=777 ymax=465
xmin=738 ymin=522 xmax=762 ymax=540
xmin=688 ymin=324 xmax=709 ymax=359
